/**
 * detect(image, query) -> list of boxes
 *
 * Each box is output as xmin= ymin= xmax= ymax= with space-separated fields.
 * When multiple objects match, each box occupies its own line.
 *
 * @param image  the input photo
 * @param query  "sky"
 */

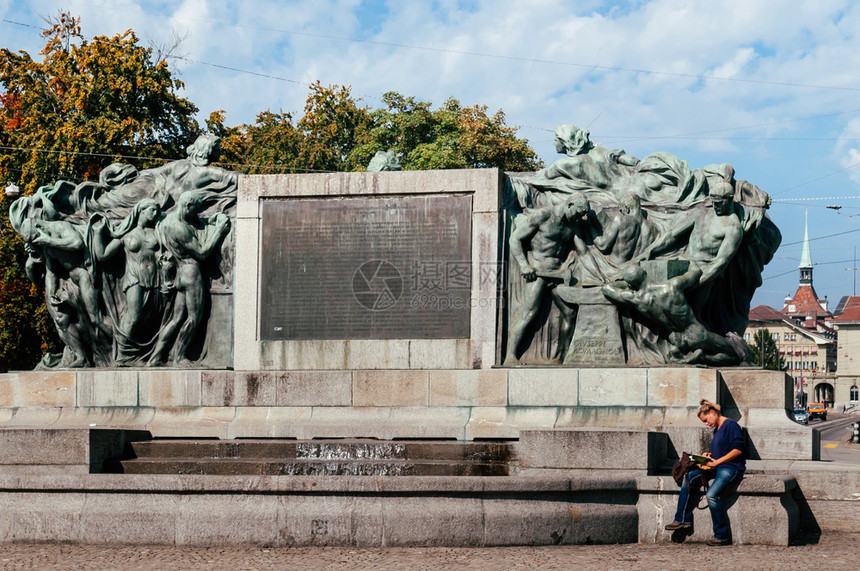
xmin=2 ymin=0 xmax=860 ymax=311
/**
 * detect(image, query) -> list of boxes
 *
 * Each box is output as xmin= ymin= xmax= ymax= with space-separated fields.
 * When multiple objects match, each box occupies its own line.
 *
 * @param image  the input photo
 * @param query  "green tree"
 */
xmin=0 ymin=14 xmax=200 ymax=371
xmin=230 ymin=85 xmax=543 ymax=174
xmin=351 ymin=91 xmax=543 ymax=171
xmin=748 ymin=329 xmax=786 ymax=371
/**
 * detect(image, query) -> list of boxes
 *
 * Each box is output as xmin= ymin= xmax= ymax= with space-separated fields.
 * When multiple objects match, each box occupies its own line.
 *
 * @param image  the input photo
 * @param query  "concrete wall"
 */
xmin=234 ymin=169 xmax=503 ymax=371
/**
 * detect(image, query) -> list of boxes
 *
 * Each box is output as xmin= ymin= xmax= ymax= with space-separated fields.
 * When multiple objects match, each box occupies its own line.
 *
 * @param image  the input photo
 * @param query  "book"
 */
xmin=690 ymin=454 xmax=711 ymax=465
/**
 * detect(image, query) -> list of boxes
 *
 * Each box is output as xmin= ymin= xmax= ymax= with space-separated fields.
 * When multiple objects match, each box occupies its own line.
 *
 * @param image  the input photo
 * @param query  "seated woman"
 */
xmin=665 ymin=399 xmax=746 ymax=546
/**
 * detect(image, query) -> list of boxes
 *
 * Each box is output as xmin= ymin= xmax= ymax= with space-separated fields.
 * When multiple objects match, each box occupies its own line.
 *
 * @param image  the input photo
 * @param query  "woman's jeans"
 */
xmin=673 ymin=466 xmax=744 ymax=541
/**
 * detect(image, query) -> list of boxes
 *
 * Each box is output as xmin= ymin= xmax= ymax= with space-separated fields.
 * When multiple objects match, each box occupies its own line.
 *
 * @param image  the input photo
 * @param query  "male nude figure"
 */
xmin=601 ymin=264 xmax=743 ymax=365
xmin=640 ymin=181 xmax=743 ymax=288
xmin=504 ymin=192 xmax=601 ymax=364
xmin=593 ymin=193 xmax=656 ymax=265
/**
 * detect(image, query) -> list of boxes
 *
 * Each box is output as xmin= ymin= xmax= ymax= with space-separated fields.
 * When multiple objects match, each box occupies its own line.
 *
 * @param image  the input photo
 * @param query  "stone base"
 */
xmin=0 ymin=367 xmax=816 ymax=459
xmin=0 ymin=474 xmax=637 ymax=546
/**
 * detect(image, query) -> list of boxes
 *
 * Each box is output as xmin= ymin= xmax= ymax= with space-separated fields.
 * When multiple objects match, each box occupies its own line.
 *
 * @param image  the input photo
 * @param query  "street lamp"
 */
xmin=4 ymin=181 xmax=19 ymax=198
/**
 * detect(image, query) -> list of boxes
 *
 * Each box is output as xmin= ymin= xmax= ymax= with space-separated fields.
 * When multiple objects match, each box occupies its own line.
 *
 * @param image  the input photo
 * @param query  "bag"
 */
xmin=671 ymin=452 xmax=696 ymax=486
xmin=672 ymin=452 xmax=713 ymax=509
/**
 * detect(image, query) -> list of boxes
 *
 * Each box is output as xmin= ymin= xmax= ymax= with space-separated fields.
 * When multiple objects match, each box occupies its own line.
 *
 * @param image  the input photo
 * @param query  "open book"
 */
xmin=690 ymin=454 xmax=710 ymax=465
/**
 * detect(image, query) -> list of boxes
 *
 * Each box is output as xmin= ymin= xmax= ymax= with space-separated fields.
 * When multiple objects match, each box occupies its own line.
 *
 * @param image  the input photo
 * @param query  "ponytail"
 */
xmin=698 ymin=399 xmax=720 ymax=416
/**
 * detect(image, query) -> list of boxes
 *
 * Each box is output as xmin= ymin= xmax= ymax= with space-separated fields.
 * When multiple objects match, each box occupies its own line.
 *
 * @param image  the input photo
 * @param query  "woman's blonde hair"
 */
xmin=697 ymin=399 xmax=721 ymax=417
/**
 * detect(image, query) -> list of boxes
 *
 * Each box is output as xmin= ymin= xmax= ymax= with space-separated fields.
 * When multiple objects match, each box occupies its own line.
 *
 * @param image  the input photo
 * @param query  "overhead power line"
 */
xmin=39 ymin=2 xmax=860 ymax=94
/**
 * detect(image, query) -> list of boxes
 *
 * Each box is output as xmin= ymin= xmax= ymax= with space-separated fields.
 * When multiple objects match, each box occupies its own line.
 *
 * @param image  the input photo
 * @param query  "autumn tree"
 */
xmin=227 ymin=85 xmax=542 ymax=174
xmin=0 ymin=14 xmax=200 ymax=371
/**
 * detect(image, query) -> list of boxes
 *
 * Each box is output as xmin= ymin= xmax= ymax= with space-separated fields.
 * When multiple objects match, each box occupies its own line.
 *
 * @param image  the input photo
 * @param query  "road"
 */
xmin=811 ymin=414 xmax=860 ymax=462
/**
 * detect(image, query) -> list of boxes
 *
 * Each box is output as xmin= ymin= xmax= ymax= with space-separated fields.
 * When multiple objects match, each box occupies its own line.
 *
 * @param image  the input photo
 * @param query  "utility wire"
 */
xmin=43 ymin=2 xmax=860 ymax=93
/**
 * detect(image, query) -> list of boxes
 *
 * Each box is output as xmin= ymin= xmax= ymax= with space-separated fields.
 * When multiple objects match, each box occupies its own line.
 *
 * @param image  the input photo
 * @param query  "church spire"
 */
xmin=799 ymin=211 xmax=813 ymax=285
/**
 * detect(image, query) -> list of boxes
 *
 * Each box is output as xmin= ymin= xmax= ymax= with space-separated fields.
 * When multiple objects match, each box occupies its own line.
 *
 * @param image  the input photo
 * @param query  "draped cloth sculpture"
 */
xmin=9 ymin=135 xmax=237 ymax=368
xmin=503 ymin=125 xmax=781 ymax=366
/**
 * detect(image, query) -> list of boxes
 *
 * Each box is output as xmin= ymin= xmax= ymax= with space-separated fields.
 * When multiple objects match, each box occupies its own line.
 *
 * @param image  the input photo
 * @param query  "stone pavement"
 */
xmin=0 ymin=531 xmax=854 ymax=570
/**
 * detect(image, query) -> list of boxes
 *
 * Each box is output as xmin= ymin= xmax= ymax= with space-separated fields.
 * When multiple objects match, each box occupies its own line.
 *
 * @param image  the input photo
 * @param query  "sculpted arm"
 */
xmin=509 ymin=213 xmax=543 ymax=280
xmin=601 ymin=284 xmax=635 ymax=306
xmin=642 ymin=215 xmax=695 ymax=260
xmin=593 ymin=215 xmax=619 ymax=254
xmin=32 ymin=223 xmax=84 ymax=252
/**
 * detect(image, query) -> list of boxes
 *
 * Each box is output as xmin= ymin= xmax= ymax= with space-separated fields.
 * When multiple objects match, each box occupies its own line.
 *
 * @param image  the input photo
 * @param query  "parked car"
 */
xmin=793 ymin=408 xmax=809 ymax=425
xmin=808 ymin=402 xmax=827 ymax=421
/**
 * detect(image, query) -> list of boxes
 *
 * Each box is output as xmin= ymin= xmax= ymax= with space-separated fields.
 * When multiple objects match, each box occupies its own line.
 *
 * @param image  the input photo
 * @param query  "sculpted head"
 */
xmin=562 ymin=192 xmax=590 ymax=222
xmin=176 ymin=191 xmax=205 ymax=217
xmin=708 ymin=181 xmax=735 ymax=216
xmin=554 ymin=125 xmax=594 ymax=157
xmin=186 ymin=135 xmax=221 ymax=167
xmin=622 ymin=265 xmax=646 ymax=290
xmin=367 ymin=150 xmax=402 ymax=172
xmin=618 ymin=193 xmax=641 ymax=215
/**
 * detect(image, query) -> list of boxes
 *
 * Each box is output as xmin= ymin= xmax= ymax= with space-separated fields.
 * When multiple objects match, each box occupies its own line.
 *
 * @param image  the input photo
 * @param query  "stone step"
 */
xmin=115 ymin=458 xmax=510 ymax=476
xmin=129 ymin=439 xmax=513 ymax=463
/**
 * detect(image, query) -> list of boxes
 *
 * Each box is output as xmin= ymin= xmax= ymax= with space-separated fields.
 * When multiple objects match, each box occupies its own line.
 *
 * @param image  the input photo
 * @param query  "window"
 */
xmin=784 ymin=333 xmax=790 ymax=340
xmin=795 ymin=361 xmax=801 ymax=369
xmin=772 ymin=333 xmax=779 ymax=340
xmin=791 ymin=334 xmax=797 ymax=340
xmin=851 ymin=386 xmax=859 ymax=402
xmin=811 ymin=361 xmax=817 ymax=370
xmin=744 ymin=333 xmax=750 ymax=341
xmin=803 ymin=361 xmax=808 ymax=369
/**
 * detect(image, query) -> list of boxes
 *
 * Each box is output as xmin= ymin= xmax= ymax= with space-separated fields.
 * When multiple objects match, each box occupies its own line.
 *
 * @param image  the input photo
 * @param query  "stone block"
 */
xmin=381 ymin=496 xmax=483 ymax=546
xmin=77 ymin=370 xmax=138 ymax=407
xmin=579 ymin=369 xmax=647 ymax=406
xmin=226 ymin=407 xmax=313 ymax=438
xmin=465 ymin=407 xmax=558 ymax=440
xmin=276 ymin=371 xmax=352 ymax=406
xmin=138 ymin=370 xmax=202 ymax=407
xmin=202 ymin=371 xmax=277 ymax=406
xmin=55 ymin=407 xmax=154 ymax=428
xmin=517 ymin=428 xmax=667 ymax=472
xmin=745 ymin=425 xmax=818 ymax=461
xmin=408 ymin=339 xmax=470 ymax=369
xmin=428 ymin=369 xmax=507 ymax=406
xmin=146 ymin=407 xmax=235 ymax=438
xmin=719 ymin=369 xmax=792 ymax=412
xmin=0 ymin=492 xmax=86 ymax=542
xmin=647 ymin=368 xmax=718 ymax=408
xmin=176 ymin=494 xmax=279 ymax=545
xmin=80 ymin=493 xmax=177 ymax=544
xmin=554 ymin=406 xmax=667 ymax=429
xmin=4 ymin=371 xmax=76 ymax=407
xmin=277 ymin=495 xmax=383 ymax=546
xmin=353 ymin=371 xmax=428 ymax=407
xmin=508 ymin=369 xmax=578 ymax=406
xmin=296 ymin=407 xmax=469 ymax=440
xmin=201 ymin=370 xmax=235 ymax=406
xmin=0 ymin=428 xmax=88 ymax=465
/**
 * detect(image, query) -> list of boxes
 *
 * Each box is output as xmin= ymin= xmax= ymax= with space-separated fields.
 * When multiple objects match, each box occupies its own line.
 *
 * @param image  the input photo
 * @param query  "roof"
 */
xmin=781 ymin=285 xmax=830 ymax=317
xmin=833 ymin=295 xmax=860 ymax=316
xmin=747 ymin=305 xmax=835 ymax=344
xmin=749 ymin=304 xmax=787 ymax=321
xmin=833 ymin=305 xmax=860 ymax=323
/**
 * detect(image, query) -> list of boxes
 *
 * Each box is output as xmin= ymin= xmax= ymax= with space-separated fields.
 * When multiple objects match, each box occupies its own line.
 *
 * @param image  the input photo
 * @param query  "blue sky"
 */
xmin=4 ymin=0 xmax=860 ymax=311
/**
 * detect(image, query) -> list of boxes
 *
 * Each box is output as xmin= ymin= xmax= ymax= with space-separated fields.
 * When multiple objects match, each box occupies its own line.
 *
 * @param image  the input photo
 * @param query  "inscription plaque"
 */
xmin=260 ymin=195 xmax=472 ymax=340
